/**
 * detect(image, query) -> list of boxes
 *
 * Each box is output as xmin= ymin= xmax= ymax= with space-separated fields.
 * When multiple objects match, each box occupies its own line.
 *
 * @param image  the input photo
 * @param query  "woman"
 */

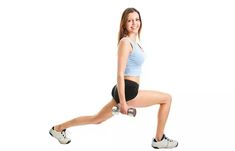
xmin=49 ymin=7 xmax=178 ymax=149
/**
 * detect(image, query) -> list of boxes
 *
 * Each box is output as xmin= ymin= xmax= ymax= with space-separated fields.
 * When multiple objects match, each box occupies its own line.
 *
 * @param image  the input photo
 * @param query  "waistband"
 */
xmin=124 ymin=79 xmax=139 ymax=86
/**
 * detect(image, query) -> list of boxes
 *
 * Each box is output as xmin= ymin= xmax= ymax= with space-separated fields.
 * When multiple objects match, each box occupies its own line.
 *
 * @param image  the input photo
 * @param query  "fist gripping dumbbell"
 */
xmin=112 ymin=105 xmax=137 ymax=117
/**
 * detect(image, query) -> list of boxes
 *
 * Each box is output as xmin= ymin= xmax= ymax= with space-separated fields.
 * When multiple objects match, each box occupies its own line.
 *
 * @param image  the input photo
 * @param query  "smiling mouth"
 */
xmin=131 ymin=27 xmax=138 ymax=29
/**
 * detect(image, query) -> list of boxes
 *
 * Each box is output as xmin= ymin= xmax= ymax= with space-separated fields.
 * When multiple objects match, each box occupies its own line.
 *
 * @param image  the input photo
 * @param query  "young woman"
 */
xmin=49 ymin=7 xmax=178 ymax=149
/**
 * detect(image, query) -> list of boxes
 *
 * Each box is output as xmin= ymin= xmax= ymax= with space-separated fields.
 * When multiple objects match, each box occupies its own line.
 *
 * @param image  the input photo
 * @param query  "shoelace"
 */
xmin=164 ymin=136 xmax=173 ymax=142
xmin=61 ymin=129 xmax=71 ymax=138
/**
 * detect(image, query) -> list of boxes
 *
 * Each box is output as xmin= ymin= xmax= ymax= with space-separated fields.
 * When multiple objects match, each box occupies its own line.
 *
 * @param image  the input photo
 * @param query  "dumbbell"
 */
xmin=112 ymin=105 xmax=137 ymax=117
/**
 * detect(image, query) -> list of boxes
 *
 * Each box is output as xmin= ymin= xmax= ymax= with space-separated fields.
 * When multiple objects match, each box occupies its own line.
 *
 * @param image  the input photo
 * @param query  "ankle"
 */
xmin=54 ymin=125 xmax=63 ymax=132
xmin=156 ymin=134 xmax=164 ymax=141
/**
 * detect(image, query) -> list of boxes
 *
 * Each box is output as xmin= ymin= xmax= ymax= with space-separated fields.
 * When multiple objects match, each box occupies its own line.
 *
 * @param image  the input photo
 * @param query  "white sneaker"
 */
xmin=49 ymin=127 xmax=71 ymax=144
xmin=152 ymin=134 xmax=178 ymax=149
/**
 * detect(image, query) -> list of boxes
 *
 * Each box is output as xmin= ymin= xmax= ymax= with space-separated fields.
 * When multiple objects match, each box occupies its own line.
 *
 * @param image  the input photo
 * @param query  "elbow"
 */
xmin=117 ymin=72 xmax=124 ymax=80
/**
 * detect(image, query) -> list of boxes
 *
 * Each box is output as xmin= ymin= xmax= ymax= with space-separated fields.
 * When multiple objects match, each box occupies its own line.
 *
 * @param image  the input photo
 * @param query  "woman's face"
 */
xmin=125 ymin=12 xmax=141 ymax=35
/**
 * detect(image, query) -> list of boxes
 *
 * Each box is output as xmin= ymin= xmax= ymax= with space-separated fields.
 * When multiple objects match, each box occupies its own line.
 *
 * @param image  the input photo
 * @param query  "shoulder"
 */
xmin=117 ymin=37 xmax=132 ymax=56
xmin=119 ymin=37 xmax=130 ymax=45
xmin=118 ymin=37 xmax=132 ymax=50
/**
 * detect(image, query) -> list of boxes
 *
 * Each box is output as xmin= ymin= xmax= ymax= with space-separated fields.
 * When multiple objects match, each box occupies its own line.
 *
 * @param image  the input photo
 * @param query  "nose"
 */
xmin=132 ymin=20 xmax=136 ymax=25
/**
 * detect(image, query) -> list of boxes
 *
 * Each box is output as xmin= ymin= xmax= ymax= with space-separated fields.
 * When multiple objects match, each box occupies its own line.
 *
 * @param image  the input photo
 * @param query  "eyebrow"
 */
xmin=128 ymin=17 xmax=140 ymax=20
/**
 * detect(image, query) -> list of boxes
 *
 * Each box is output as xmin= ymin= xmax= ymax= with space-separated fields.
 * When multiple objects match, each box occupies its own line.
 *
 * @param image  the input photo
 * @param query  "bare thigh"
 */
xmin=127 ymin=90 xmax=172 ymax=107
xmin=94 ymin=99 xmax=117 ymax=123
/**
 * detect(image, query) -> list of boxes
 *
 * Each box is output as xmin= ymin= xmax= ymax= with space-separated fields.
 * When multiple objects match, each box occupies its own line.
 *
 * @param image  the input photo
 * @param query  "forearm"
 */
xmin=117 ymin=74 xmax=126 ymax=105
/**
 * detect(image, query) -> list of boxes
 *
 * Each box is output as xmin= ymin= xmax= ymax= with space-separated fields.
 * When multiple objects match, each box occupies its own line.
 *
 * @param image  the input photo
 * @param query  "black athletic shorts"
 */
xmin=111 ymin=79 xmax=139 ymax=103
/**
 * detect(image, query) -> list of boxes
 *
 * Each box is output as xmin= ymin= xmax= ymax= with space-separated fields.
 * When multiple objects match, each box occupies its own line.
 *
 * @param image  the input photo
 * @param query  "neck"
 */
xmin=127 ymin=33 xmax=138 ymax=42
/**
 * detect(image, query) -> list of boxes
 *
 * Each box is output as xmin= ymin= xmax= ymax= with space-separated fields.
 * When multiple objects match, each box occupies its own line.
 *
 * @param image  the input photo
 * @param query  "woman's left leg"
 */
xmin=49 ymin=99 xmax=117 ymax=144
xmin=54 ymin=99 xmax=117 ymax=131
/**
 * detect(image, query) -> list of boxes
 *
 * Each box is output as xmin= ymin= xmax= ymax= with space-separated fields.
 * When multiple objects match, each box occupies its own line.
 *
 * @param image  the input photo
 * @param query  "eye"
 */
xmin=136 ymin=18 xmax=140 ymax=21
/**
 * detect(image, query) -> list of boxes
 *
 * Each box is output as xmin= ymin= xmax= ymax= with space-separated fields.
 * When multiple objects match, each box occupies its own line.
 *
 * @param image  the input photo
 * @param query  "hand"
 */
xmin=120 ymin=103 xmax=128 ymax=115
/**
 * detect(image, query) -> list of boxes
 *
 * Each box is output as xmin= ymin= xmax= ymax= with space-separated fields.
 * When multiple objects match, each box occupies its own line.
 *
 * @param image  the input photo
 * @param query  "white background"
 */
xmin=0 ymin=0 xmax=235 ymax=150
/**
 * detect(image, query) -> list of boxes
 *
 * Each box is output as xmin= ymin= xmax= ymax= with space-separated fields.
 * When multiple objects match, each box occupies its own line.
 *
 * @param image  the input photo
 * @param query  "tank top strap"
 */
xmin=125 ymin=37 xmax=134 ymax=49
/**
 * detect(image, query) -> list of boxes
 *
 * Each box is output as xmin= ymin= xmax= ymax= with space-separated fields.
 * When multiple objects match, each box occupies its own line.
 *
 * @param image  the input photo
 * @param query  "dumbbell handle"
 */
xmin=112 ymin=105 xmax=137 ymax=117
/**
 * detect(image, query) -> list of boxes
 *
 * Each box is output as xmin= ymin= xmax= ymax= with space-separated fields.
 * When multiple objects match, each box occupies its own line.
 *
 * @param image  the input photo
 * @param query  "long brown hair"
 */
xmin=118 ymin=8 xmax=142 ymax=43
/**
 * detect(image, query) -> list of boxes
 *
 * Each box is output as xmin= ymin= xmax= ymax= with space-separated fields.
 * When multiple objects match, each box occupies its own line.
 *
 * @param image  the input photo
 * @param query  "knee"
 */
xmin=95 ymin=120 xmax=103 ymax=124
xmin=164 ymin=93 xmax=172 ymax=105
xmin=93 ymin=115 xmax=105 ymax=124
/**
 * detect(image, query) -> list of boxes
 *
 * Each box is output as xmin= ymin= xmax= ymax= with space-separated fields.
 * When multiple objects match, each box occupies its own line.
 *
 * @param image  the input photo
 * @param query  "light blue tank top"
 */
xmin=124 ymin=38 xmax=145 ymax=76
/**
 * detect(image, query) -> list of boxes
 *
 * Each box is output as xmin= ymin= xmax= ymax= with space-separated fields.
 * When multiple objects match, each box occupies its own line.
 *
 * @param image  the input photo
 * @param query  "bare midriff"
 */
xmin=124 ymin=76 xmax=140 ymax=84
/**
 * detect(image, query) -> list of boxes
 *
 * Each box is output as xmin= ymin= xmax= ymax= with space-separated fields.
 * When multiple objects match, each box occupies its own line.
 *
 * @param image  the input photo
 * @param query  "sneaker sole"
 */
xmin=64 ymin=140 xmax=71 ymax=144
xmin=152 ymin=142 xmax=178 ymax=149
xmin=152 ymin=146 xmax=159 ymax=149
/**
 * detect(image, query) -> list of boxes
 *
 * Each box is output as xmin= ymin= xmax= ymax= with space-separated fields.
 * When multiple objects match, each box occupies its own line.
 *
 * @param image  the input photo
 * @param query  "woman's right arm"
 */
xmin=117 ymin=38 xmax=132 ymax=114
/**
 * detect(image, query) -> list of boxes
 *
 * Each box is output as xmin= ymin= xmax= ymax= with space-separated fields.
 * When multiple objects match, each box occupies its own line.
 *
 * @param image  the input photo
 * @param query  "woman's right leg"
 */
xmin=127 ymin=90 xmax=178 ymax=149
xmin=54 ymin=99 xmax=117 ymax=132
